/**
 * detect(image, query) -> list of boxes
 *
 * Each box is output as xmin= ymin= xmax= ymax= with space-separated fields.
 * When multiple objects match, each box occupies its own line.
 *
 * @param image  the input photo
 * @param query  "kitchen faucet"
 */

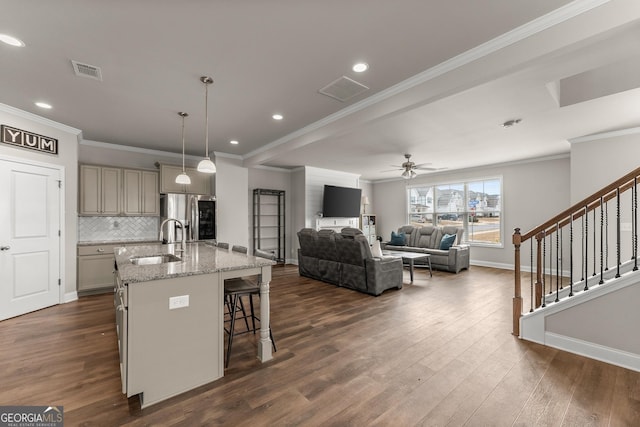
xmin=159 ymin=218 xmax=186 ymax=254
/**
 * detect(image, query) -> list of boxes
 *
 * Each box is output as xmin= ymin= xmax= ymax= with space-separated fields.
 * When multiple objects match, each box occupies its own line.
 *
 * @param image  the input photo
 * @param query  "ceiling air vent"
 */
xmin=318 ymin=76 xmax=369 ymax=102
xmin=71 ymin=60 xmax=103 ymax=81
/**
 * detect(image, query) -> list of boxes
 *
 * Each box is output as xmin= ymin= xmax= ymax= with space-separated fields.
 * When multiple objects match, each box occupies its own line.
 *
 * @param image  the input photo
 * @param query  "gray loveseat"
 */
xmin=297 ymin=227 xmax=403 ymax=296
xmin=382 ymin=225 xmax=470 ymax=273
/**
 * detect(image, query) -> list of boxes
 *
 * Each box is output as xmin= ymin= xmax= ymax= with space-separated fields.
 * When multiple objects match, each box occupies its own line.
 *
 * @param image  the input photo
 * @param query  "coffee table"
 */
xmin=382 ymin=250 xmax=432 ymax=282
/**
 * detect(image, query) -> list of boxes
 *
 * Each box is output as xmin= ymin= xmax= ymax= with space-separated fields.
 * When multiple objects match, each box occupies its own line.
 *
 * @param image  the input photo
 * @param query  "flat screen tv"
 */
xmin=322 ymin=185 xmax=362 ymax=218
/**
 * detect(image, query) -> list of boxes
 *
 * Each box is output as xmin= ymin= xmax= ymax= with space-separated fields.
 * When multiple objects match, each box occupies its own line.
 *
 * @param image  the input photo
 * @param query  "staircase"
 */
xmin=512 ymin=166 xmax=640 ymax=372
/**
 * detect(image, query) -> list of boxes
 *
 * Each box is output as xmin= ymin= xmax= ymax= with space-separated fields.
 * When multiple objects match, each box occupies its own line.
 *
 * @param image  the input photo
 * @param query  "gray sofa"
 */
xmin=382 ymin=225 xmax=470 ymax=273
xmin=297 ymin=227 xmax=403 ymax=296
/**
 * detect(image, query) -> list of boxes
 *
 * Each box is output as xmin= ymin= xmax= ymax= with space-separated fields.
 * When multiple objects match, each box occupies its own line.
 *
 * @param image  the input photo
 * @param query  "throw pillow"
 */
xmin=371 ymin=240 xmax=383 ymax=258
xmin=439 ymin=233 xmax=456 ymax=250
xmin=390 ymin=231 xmax=406 ymax=246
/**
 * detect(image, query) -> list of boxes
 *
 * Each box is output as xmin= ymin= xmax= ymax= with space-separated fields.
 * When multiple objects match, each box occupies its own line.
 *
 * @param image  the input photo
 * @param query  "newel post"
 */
xmin=512 ymin=228 xmax=522 ymax=336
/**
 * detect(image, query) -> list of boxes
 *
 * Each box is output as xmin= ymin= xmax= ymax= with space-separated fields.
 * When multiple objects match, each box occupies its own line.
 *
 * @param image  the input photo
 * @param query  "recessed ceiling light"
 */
xmin=272 ymin=114 xmax=283 ymax=121
xmin=35 ymin=102 xmax=52 ymax=109
xmin=352 ymin=62 xmax=369 ymax=73
xmin=230 ymin=140 xmax=239 ymax=145
xmin=0 ymin=34 xmax=25 ymax=47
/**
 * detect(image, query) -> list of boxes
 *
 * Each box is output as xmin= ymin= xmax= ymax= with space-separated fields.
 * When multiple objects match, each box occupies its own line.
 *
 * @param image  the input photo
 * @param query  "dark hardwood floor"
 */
xmin=1 ymin=265 xmax=639 ymax=426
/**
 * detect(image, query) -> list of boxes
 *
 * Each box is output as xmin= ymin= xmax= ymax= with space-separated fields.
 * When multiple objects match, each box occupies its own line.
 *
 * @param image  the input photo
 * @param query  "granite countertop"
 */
xmin=78 ymin=239 xmax=160 ymax=246
xmin=114 ymin=242 xmax=275 ymax=284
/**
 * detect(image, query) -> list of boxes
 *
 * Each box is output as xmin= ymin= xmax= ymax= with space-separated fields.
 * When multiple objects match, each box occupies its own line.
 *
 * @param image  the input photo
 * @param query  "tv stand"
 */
xmin=316 ymin=217 xmax=359 ymax=232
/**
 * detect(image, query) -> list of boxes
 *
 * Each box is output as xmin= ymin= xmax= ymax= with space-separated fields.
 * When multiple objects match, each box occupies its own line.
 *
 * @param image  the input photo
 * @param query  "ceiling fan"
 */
xmin=388 ymin=154 xmax=444 ymax=179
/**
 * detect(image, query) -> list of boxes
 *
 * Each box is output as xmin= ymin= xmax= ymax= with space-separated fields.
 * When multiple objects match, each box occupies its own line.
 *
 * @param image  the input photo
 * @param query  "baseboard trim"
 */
xmin=470 ymin=260 xmax=513 ymax=270
xmin=545 ymin=332 xmax=640 ymax=372
xmin=64 ymin=291 xmax=78 ymax=303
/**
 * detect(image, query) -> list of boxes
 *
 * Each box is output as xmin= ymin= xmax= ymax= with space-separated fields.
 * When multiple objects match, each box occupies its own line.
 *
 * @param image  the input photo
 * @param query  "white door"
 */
xmin=0 ymin=158 xmax=61 ymax=321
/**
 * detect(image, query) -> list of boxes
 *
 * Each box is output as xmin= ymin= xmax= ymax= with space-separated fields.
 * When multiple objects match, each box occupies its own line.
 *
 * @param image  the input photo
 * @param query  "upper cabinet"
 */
xmin=80 ymin=165 xmax=121 ymax=215
xmin=159 ymin=164 xmax=211 ymax=195
xmin=123 ymin=169 xmax=159 ymax=216
xmin=80 ymin=164 xmax=159 ymax=216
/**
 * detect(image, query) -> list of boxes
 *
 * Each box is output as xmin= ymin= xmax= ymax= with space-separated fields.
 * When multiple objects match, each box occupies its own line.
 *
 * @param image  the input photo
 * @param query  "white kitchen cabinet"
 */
xmin=160 ymin=164 xmax=211 ymax=195
xmin=123 ymin=169 xmax=159 ymax=215
xmin=80 ymin=165 xmax=121 ymax=215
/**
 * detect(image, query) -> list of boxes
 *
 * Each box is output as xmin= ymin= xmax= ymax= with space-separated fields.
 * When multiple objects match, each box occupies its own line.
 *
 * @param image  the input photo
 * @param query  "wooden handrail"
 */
xmin=512 ymin=165 xmax=640 ymax=336
xmin=517 ymin=166 xmax=640 ymax=243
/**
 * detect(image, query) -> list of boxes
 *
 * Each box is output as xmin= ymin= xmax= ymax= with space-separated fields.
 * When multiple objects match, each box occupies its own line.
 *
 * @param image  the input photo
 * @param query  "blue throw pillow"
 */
xmin=439 ymin=233 xmax=456 ymax=250
xmin=390 ymin=231 xmax=406 ymax=246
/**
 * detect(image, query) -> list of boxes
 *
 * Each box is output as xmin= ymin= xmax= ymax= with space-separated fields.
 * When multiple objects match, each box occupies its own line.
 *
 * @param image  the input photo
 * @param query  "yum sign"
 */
xmin=1 ymin=125 xmax=58 ymax=155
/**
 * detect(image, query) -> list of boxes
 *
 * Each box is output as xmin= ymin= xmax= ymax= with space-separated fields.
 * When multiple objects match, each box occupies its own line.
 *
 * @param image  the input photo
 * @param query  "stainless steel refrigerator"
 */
xmin=159 ymin=193 xmax=216 ymax=243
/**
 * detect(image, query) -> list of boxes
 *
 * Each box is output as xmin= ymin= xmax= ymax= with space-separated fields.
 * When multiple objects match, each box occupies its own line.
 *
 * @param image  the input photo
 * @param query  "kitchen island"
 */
xmin=114 ymin=242 xmax=275 ymax=409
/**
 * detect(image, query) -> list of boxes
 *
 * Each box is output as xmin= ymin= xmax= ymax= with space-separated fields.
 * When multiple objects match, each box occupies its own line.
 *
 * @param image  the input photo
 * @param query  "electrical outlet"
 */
xmin=169 ymin=295 xmax=189 ymax=310
xmin=621 ymin=222 xmax=632 ymax=232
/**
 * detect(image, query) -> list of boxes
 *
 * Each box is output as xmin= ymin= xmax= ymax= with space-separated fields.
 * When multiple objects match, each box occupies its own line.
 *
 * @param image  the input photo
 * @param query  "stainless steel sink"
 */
xmin=130 ymin=254 xmax=181 ymax=265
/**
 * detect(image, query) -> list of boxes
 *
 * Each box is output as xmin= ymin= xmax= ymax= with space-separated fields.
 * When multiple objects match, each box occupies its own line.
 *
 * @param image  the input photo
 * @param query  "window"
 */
xmin=408 ymin=178 xmax=502 ymax=246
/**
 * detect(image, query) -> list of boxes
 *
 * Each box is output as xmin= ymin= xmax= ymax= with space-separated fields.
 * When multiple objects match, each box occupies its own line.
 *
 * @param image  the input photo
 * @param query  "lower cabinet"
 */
xmin=77 ymin=244 xmax=119 ymax=295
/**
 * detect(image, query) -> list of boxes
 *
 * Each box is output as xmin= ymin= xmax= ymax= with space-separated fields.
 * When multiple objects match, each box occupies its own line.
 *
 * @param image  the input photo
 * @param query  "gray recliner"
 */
xmin=316 ymin=229 xmax=341 ymax=285
xmin=297 ymin=228 xmax=321 ymax=280
xmin=297 ymin=228 xmax=403 ymax=296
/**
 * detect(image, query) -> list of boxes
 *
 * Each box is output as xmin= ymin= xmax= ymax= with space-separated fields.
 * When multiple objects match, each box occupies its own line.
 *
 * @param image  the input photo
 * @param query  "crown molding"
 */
xmin=213 ymin=151 xmax=242 ymax=160
xmin=251 ymin=164 xmax=294 ymax=173
xmin=0 ymin=103 xmax=82 ymax=136
xmin=569 ymin=126 xmax=640 ymax=144
xmin=80 ymin=139 xmax=202 ymax=161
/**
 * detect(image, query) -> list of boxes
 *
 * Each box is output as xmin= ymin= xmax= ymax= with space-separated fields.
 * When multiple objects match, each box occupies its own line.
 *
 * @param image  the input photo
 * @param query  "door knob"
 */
xmin=0 ymin=246 xmax=10 ymax=251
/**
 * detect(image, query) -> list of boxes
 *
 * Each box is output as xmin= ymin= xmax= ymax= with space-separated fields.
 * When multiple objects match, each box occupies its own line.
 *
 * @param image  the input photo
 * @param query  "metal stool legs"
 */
xmin=225 ymin=292 xmax=276 ymax=368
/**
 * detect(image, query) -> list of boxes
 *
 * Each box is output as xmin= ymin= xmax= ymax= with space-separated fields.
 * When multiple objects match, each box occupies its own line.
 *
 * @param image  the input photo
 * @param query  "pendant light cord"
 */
xmin=181 ymin=113 xmax=186 ymax=172
xmin=205 ymin=81 xmax=209 ymax=157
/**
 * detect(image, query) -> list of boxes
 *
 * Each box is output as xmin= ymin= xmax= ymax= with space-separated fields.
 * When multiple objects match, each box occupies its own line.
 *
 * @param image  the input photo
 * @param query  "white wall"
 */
xmin=372 ymin=156 xmax=571 ymax=269
xmin=215 ymin=156 xmax=249 ymax=247
xmin=247 ymin=167 xmax=293 ymax=260
xmin=360 ymin=180 xmax=373 ymax=215
xmin=570 ymin=128 xmax=640 ymax=202
xmin=291 ymin=168 xmax=306 ymax=256
xmin=373 ymin=179 xmax=410 ymax=242
xmin=546 ymin=282 xmax=640 ymax=354
xmin=0 ymin=104 xmax=80 ymax=299
xmin=570 ymin=129 xmax=640 ymax=271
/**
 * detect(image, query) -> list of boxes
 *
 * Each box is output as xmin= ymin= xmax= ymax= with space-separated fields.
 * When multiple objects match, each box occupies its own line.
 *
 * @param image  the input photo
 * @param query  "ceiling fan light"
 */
xmin=410 ymin=170 xmax=417 ymax=178
xmin=197 ymin=157 xmax=216 ymax=173
xmin=402 ymin=170 xmax=410 ymax=179
xmin=175 ymin=172 xmax=191 ymax=185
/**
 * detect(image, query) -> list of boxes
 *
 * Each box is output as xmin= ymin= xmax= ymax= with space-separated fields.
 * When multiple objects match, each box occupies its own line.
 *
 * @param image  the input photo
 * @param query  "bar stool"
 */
xmin=225 ymin=244 xmax=251 ymax=331
xmin=223 ymin=248 xmax=276 ymax=368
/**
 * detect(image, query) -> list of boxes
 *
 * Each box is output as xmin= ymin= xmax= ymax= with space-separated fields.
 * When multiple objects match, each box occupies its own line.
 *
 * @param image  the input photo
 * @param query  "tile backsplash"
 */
xmin=78 ymin=216 xmax=159 ymax=242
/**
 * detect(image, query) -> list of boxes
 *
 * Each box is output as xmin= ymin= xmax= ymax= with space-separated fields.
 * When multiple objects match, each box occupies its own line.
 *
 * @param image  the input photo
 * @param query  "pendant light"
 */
xmin=197 ymin=76 xmax=216 ymax=173
xmin=175 ymin=112 xmax=191 ymax=185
